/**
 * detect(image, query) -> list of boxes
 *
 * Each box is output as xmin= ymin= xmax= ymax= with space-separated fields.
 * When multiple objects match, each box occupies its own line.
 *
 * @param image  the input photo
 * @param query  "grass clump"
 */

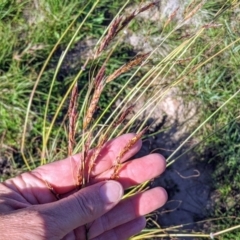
xmin=1 ymin=0 xmax=240 ymax=239
xmin=0 ymin=0 xmax=137 ymax=160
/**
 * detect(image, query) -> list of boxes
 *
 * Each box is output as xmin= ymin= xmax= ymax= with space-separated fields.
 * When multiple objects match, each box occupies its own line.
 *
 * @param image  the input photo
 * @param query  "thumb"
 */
xmin=38 ymin=180 xmax=123 ymax=237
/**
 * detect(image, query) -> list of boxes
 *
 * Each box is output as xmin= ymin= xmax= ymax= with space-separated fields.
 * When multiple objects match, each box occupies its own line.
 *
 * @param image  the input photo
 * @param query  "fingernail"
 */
xmin=100 ymin=181 xmax=123 ymax=203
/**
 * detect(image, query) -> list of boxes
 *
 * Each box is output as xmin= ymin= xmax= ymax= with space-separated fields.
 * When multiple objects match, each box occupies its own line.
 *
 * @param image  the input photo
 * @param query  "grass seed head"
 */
xmin=87 ymin=133 xmax=108 ymax=182
xmin=164 ymin=7 xmax=180 ymax=28
xmin=45 ymin=180 xmax=60 ymax=200
xmin=68 ymin=83 xmax=78 ymax=156
xmin=110 ymin=127 xmax=149 ymax=179
xmin=137 ymin=1 xmax=161 ymax=15
xmin=95 ymin=17 xmax=122 ymax=57
xmin=83 ymin=66 xmax=106 ymax=130
xmin=116 ymin=13 xmax=136 ymax=35
xmin=95 ymin=2 xmax=158 ymax=57
xmin=83 ymin=132 xmax=92 ymax=162
xmin=113 ymin=104 xmax=135 ymax=127
xmin=184 ymin=1 xmax=204 ymax=21
xmin=106 ymin=52 xmax=150 ymax=83
xmin=95 ymin=65 xmax=106 ymax=87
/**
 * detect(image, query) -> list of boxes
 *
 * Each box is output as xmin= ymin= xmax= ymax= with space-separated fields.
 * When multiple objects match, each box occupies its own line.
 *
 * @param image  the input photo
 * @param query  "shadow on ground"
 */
xmin=132 ymin=88 xmax=214 ymax=239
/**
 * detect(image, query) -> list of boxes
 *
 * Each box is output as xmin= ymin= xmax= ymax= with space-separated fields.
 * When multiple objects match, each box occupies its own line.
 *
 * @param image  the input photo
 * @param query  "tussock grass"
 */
xmin=1 ymin=0 xmax=240 ymax=238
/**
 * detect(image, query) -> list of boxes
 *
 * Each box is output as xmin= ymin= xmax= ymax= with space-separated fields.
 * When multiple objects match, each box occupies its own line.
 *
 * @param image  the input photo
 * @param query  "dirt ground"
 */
xmin=131 ymin=87 xmax=214 ymax=239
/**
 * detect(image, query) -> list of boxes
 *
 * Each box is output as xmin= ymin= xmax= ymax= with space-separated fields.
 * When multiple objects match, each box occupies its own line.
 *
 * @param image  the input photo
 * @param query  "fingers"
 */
xmin=91 ymin=217 xmax=146 ymax=240
xmin=37 ymin=181 xmax=123 ymax=239
xmin=61 ymin=153 xmax=165 ymax=199
xmin=32 ymin=134 xmax=141 ymax=193
xmin=90 ymin=133 xmax=142 ymax=176
xmin=93 ymin=153 xmax=166 ymax=189
xmin=88 ymin=187 xmax=167 ymax=239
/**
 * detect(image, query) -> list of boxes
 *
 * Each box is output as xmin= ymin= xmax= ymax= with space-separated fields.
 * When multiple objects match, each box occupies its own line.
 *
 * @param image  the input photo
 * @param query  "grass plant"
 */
xmin=1 ymin=0 xmax=240 ymax=239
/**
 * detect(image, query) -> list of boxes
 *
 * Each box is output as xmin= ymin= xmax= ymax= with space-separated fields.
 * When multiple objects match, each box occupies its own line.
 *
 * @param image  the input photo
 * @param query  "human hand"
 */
xmin=0 ymin=134 xmax=167 ymax=240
